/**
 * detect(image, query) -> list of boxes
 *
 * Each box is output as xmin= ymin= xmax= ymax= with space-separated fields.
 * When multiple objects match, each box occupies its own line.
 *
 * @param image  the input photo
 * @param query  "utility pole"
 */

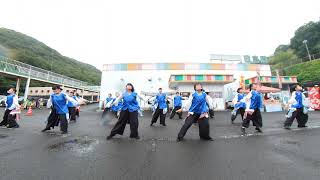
xmin=303 ymin=40 xmax=312 ymax=61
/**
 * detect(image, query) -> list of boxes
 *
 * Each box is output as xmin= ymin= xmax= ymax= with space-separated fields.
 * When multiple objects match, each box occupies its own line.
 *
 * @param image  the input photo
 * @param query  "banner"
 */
xmin=308 ymin=87 xmax=320 ymax=110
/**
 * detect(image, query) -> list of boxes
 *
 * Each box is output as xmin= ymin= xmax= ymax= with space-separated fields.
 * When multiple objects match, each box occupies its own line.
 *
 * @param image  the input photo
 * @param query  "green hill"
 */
xmin=284 ymin=59 xmax=320 ymax=83
xmin=269 ymin=20 xmax=320 ymax=83
xmin=0 ymin=28 xmax=101 ymax=86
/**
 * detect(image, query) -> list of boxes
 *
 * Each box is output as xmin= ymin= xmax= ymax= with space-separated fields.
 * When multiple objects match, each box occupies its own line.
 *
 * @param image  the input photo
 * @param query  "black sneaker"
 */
xmin=162 ymin=124 xmax=167 ymax=126
xmin=255 ymin=127 xmax=263 ymax=133
xmin=201 ymin=137 xmax=214 ymax=141
xmin=176 ymin=137 xmax=183 ymax=142
xmin=106 ymin=135 xmax=113 ymax=140
xmin=298 ymin=125 xmax=308 ymax=128
xmin=284 ymin=126 xmax=291 ymax=130
xmin=150 ymin=122 xmax=154 ymax=126
xmin=7 ymin=125 xmax=19 ymax=129
xmin=241 ymin=127 xmax=246 ymax=134
xmin=41 ymin=128 xmax=50 ymax=132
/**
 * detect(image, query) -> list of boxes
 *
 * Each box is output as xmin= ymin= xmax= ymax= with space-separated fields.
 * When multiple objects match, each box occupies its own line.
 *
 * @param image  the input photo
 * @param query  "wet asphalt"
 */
xmin=0 ymin=105 xmax=320 ymax=180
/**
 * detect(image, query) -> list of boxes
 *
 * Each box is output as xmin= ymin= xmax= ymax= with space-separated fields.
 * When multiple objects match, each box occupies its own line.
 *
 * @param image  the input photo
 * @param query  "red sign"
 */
xmin=308 ymin=87 xmax=320 ymax=110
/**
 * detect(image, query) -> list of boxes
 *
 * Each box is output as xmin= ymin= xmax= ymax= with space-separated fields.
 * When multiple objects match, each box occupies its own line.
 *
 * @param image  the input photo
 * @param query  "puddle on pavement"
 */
xmin=0 ymin=134 xmax=8 ymax=138
xmin=48 ymin=136 xmax=99 ymax=154
xmin=283 ymin=139 xmax=300 ymax=145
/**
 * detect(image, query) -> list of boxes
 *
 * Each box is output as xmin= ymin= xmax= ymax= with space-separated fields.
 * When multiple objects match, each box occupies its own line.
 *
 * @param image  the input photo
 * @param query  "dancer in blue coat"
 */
xmin=177 ymin=83 xmax=214 ymax=142
xmin=284 ymin=84 xmax=308 ymax=129
xmin=42 ymin=85 xmax=78 ymax=134
xmin=104 ymin=93 xmax=113 ymax=111
xmin=170 ymin=91 xmax=184 ymax=119
xmin=111 ymin=92 xmax=123 ymax=118
xmin=67 ymin=91 xmax=79 ymax=122
xmin=241 ymin=83 xmax=263 ymax=134
xmin=107 ymin=83 xmax=144 ymax=140
xmin=150 ymin=88 xmax=170 ymax=126
xmin=0 ymin=87 xmax=20 ymax=128
xmin=231 ymin=88 xmax=246 ymax=123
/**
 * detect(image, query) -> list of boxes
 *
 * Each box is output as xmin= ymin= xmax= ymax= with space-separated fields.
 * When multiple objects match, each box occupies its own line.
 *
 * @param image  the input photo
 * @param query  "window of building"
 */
xmin=181 ymin=92 xmax=190 ymax=98
xmin=35 ymin=90 xmax=38 ymax=93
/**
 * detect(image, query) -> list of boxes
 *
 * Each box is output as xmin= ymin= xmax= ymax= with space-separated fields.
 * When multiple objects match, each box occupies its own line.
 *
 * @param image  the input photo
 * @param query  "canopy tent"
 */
xmin=243 ymin=86 xmax=281 ymax=93
xmin=258 ymin=86 xmax=281 ymax=93
xmin=140 ymin=90 xmax=176 ymax=97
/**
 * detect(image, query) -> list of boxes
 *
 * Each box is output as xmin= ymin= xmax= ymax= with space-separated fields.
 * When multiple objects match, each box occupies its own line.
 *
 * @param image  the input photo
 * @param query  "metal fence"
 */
xmin=0 ymin=56 xmax=100 ymax=92
xmin=285 ymin=52 xmax=320 ymax=66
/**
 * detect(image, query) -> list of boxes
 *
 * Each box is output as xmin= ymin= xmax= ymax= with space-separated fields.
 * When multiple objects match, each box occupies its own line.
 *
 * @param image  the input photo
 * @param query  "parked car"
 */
xmin=18 ymin=96 xmax=25 ymax=105
xmin=0 ymin=95 xmax=6 ymax=107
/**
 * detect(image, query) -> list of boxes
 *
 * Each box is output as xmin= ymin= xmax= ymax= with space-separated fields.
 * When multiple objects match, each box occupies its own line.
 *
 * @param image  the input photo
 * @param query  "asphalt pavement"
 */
xmin=0 ymin=105 xmax=320 ymax=180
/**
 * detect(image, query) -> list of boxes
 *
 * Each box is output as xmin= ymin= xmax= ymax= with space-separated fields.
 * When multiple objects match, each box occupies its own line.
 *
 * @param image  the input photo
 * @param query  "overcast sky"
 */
xmin=1 ymin=0 xmax=319 ymax=69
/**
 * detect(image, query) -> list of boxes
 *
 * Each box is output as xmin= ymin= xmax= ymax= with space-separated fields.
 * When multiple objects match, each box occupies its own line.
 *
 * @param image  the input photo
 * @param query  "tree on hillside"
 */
xmin=269 ymin=48 xmax=299 ymax=74
xmin=290 ymin=21 xmax=320 ymax=59
xmin=274 ymin=44 xmax=290 ymax=55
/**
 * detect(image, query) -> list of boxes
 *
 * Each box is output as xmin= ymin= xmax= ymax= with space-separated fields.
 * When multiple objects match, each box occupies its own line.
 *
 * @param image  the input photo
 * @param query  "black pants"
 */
xmin=242 ymin=109 xmax=262 ymax=128
xmin=109 ymin=110 xmax=139 ymax=138
xmin=68 ymin=107 xmax=76 ymax=121
xmin=112 ymin=111 xmax=119 ymax=118
xmin=0 ymin=109 xmax=11 ymax=126
xmin=284 ymin=108 xmax=308 ymax=127
xmin=209 ymin=109 xmax=215 ymax=118
xmin=58 ymin=114 xmax=68 ymax=133
xmin=7 ymin=113 xmax=19 ymax=128
xmin=231 ymin=108 xmax=245 ymax=122
xmin=102 ymin=108 xmax=111 ymax=119
xmin=43 ymin=108 xmax=59 ymax=130
xmin=178 ymin=114 xmax=211 ymax=139
xmin=170 ymin=106 xmax=182 ymax=119
xmin=151 ymin=107 xmax=166 ymax=125
xmin=76 ymin=107 xmax=80 ymax=117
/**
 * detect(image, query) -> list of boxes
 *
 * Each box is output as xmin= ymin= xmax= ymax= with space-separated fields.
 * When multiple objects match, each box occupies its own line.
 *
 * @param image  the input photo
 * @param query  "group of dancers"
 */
xmin=0 ymin=82 xmax=309 ymax=141
xmin=105 ymin=83 xmax=215 ymax=141
xmin=41 ymin=85 xmax=80 ymax=134
xmin=0 ymin=85 xmax=81 ymax=133
xmin=231 ymin=83 xmax=308 ymax=134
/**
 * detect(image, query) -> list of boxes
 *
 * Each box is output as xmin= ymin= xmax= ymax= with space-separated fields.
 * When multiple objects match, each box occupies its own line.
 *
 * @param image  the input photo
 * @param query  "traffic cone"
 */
xmin=26 ymin=107 xmax=33 ymax=116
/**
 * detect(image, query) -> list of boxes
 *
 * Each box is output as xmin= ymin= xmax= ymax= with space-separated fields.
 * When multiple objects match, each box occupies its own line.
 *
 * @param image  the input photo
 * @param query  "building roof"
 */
xmin=103 ymin=63 xmax=270 ymax=72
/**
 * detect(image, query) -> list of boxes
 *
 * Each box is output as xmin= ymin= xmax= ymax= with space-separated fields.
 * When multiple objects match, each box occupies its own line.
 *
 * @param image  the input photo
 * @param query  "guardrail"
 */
xmin=0 ymin=56 xmax=100 ymax=92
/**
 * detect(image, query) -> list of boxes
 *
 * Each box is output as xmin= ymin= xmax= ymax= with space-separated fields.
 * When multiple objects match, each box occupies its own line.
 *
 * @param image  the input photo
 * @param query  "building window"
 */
xmin=47 ymin=90 xmax=50 ymax=93
xmin=35 ymin=90 xmax=38 ymax=93
xmin=41 ymin=90 xmax=44 ymax=93
xmin=30 ymin=90 xmax=33 ymax=93
xmin=66 ymin=90 xmax=69 ymax=93
xmin=181 ymin=92 xmax=190 ymax=98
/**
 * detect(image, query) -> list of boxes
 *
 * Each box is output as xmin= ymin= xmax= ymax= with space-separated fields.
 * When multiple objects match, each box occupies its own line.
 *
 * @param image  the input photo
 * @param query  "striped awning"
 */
xmin=244 ymin=76 xmax=298 ymax=85
xmin=169 ymin=74 xmax=234 ymax=83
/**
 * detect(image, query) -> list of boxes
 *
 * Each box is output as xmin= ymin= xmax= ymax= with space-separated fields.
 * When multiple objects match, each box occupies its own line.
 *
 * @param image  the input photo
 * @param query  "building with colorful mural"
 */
xmin=100 ymin=62 xmax=272 ymax=110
